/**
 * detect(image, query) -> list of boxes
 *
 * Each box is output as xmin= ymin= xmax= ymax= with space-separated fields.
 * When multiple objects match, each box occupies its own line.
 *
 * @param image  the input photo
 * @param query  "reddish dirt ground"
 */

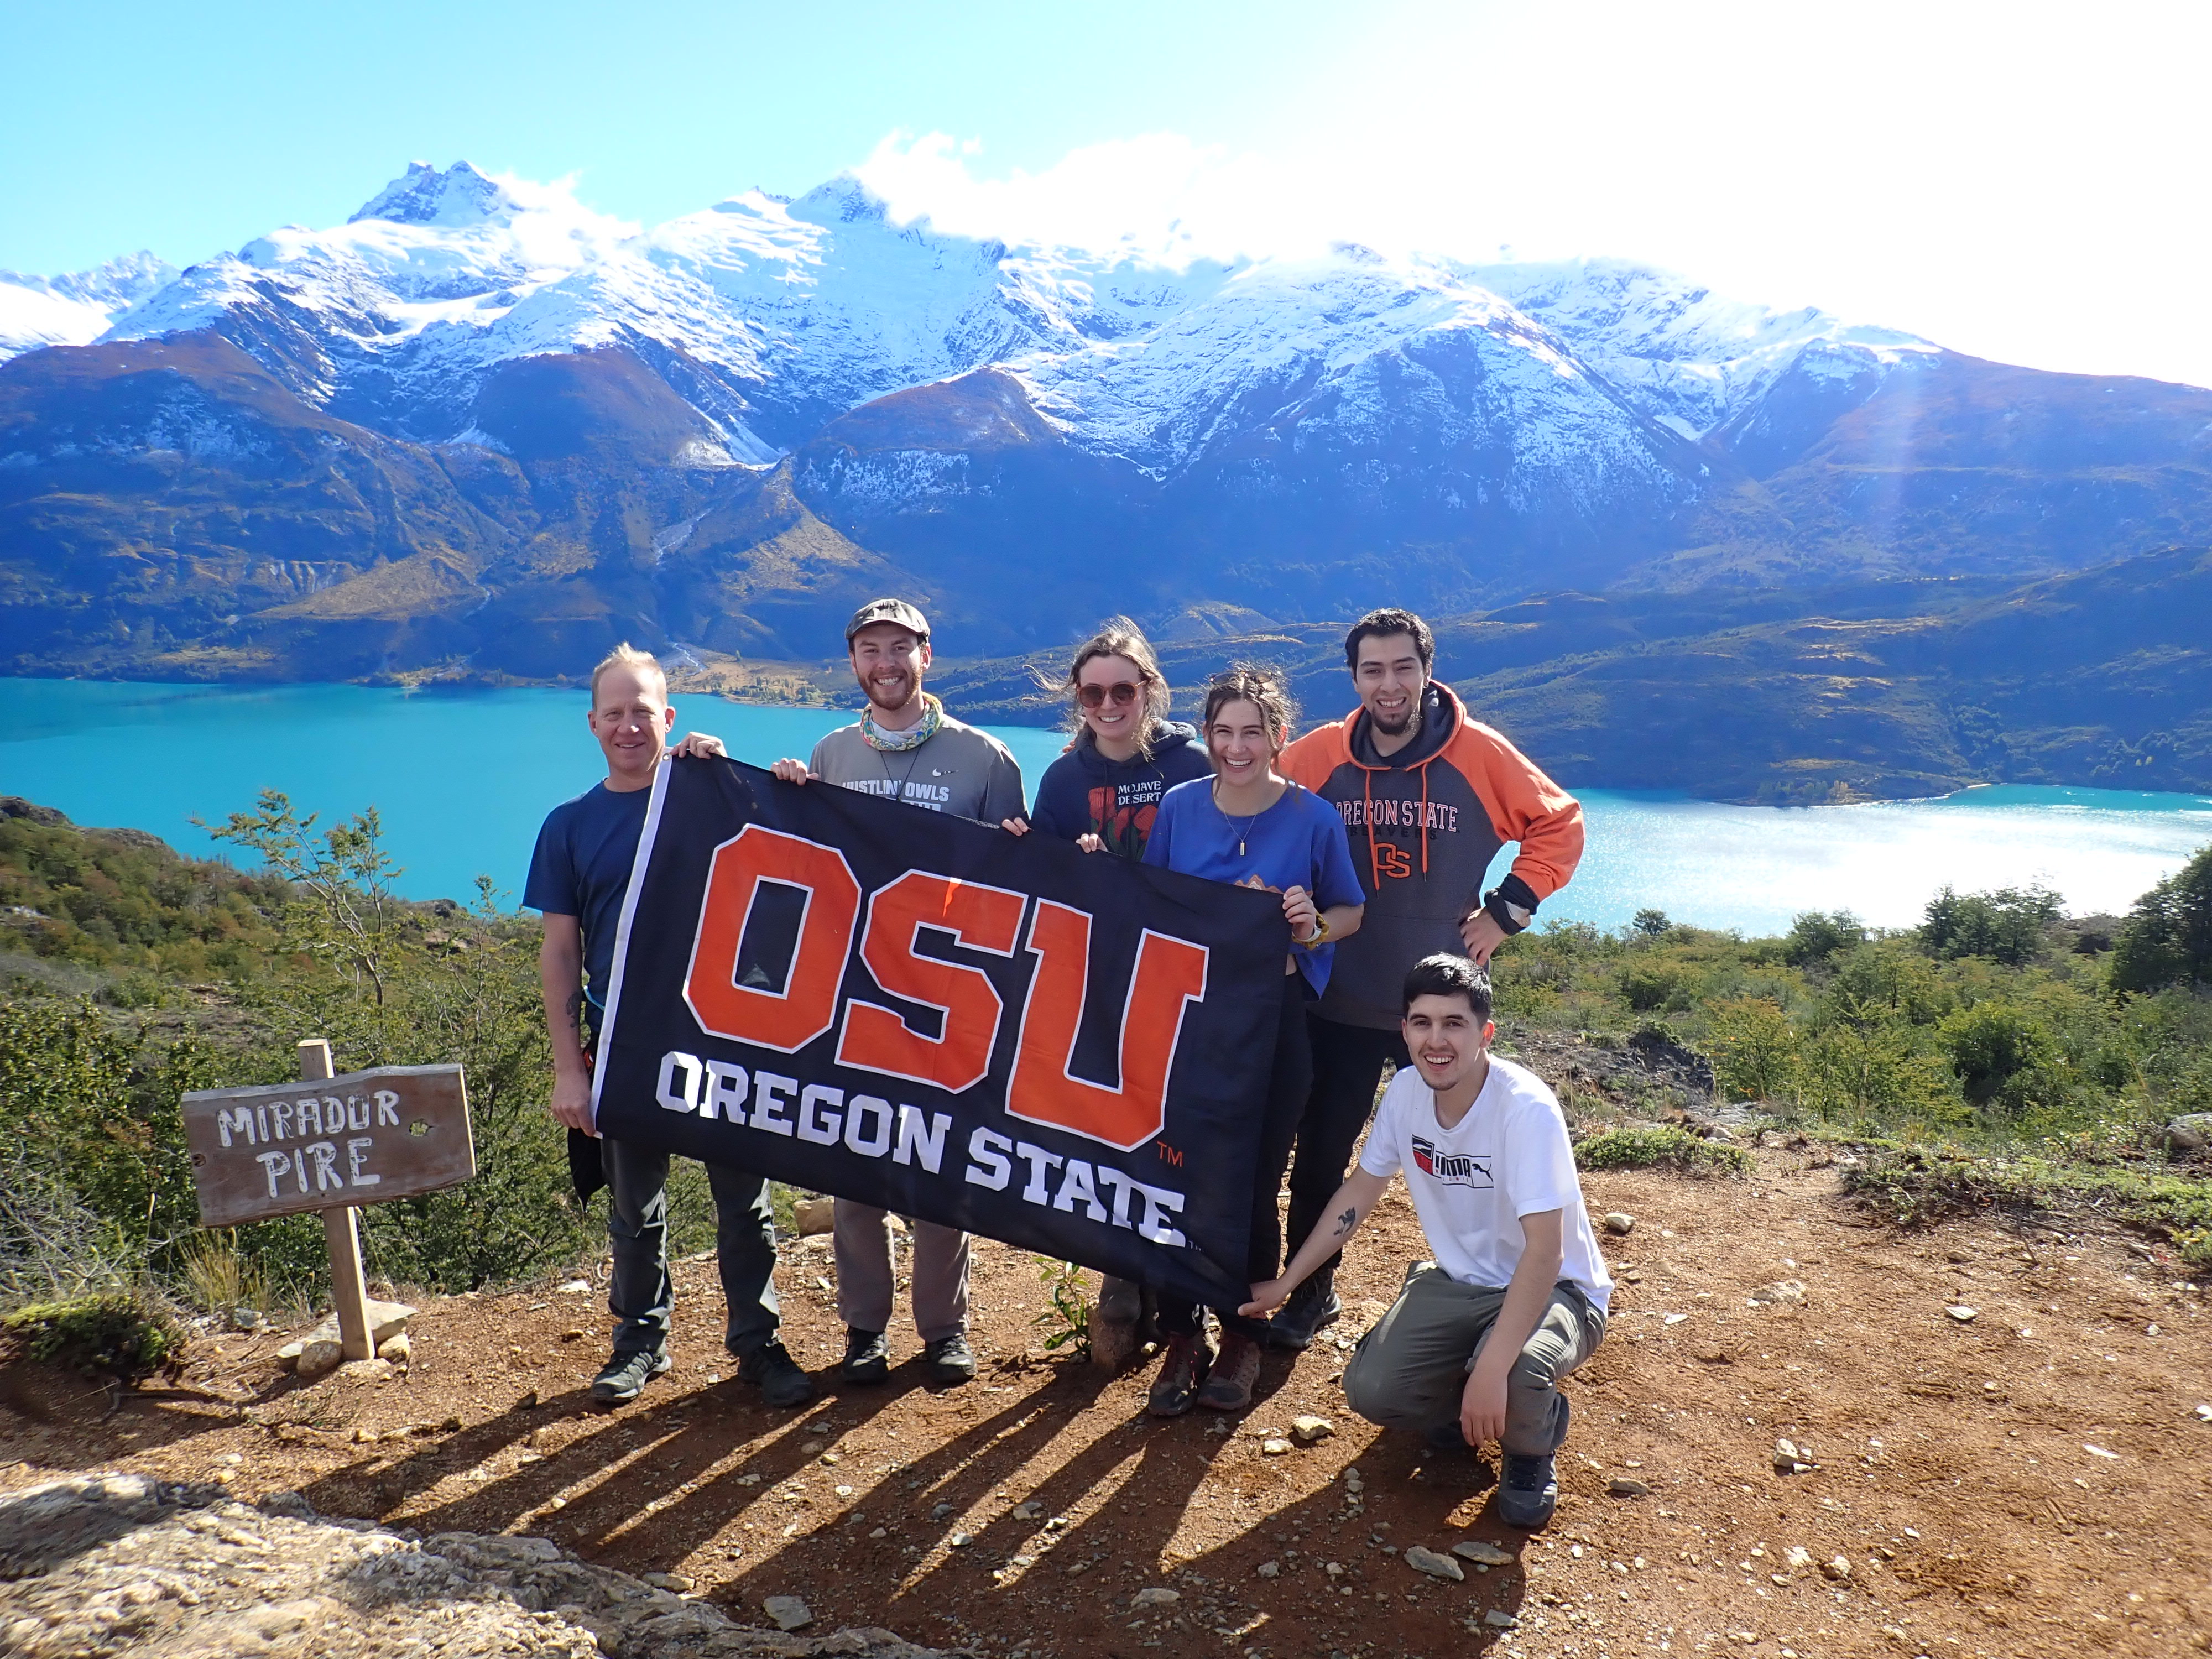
xmin=4 ymin=1151 xmax=2208 ymax=1659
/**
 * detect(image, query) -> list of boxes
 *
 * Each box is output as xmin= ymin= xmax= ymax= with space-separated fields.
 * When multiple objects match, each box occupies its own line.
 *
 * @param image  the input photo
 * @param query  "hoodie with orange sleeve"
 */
xmin=1281 ymin=682 xmax=1584 ymax=1029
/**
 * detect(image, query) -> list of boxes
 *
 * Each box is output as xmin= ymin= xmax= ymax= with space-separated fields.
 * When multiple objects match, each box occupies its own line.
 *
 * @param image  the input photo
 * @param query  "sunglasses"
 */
xmin=1077 ymin=681 xmax=1143 ymax=709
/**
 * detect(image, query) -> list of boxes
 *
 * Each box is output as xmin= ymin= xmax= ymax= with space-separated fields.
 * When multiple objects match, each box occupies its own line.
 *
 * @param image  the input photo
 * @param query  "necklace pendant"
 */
xmin=1238 ymin=839 xmax=1246 ymax=855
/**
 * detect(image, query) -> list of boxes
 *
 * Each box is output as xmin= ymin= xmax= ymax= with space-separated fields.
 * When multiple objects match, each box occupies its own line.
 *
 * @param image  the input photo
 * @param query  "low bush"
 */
xmin=2 ymin=1291 xmax=185 ymax=1384
xmin=1575 ymin=1125 xmax=1751 ymax=1178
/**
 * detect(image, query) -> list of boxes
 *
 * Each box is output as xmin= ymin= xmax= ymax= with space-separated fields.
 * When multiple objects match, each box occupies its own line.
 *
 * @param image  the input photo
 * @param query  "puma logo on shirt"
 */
xmin=1411 ymin=1135 xmax=1493 ymax=1189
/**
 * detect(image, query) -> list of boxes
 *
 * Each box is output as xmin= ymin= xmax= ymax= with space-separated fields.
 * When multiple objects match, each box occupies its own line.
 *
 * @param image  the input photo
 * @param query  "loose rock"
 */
xmin=1290 ymin=1415 xmax=1336 ymax=1445
xmin=2166 ymin=1112 xmax=2212 ymax=1151
xmin=1750 ymin=1279 xmax=1806 ymax=1306
xmin=1603 ymin=1212 xmax=1636 ymax=1235
xmin=794 ymin=1195 xmax=837 ymax=1236
xmin=1011 ymin=1501 xmax=1044 ymax=1521
xmin=1945 ymin=1305 xmax=1978 ymax=1323
xmin=1484 ymin=1609 xmax=1520 ymax=1629
xmin=1261 ymin=1438 xmax=1293 ymax=1455
xmin=1256 ymin=1560 xmax=1280 ymax=1578
xmin=761 ymin=1594 xmax=814 ymax=1630
xmin=557 ymin=1279 xmax=593 ymax=1294
xmin=375 ymin=1332 xmax=411 ymax=1364
xmin=1821 ymin=1554 xmax=1852 ymax=1582
xmin=295 ymin=1339 xmax=344 ymax=1379
xmin=1404 ymin=1546 xmax=1463 ymax=1582
xmin=1606 ymin=1477 xmax=1651 ymax=1498
xmin=1452 ymin=1540 xmax=1514 ymax=1567
xmin=1131 ymin=1587 xmax=1180 ymax=1608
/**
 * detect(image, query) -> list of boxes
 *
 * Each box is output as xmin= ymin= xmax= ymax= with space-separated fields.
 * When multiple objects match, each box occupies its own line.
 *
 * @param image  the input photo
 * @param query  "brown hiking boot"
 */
xmin=1197 ymin=1332 xmax=1263 ymax=1411
xmin=1147 ymin=1331 xmax=1214 ymax=1417
xmin=1093 ymin=1276 xmax=1147 ymax=1370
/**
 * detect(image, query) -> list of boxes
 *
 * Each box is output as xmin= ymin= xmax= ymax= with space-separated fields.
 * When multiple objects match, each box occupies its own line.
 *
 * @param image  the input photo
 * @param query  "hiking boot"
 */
xmin=1266 ymin=1276 xmax=1342 ymax=1350
xmin=841 ymin=1327 xmax=890 ymax=1385
xmin=924 ymin=1333 xmax=977 ymax=1385
xmin=1495 ymin=1396 xmax=1572 ymax=1528
xmin=1147 ymin=1332 xmax=1214 ymax=1417
xmin=1092 ymin=1275 xmax=1147 ymax=1370
xmin=1196 ymin=1332 xmax=1264 ymax=1411
xmin=589 ymin=1345 xmax=671 ymax=1404
xmin=737 ymin=1340 xmax=815 ymax=1408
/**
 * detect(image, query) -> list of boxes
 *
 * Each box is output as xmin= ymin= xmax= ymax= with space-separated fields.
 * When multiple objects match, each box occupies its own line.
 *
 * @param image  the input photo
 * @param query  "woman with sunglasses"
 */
xmin=1005 ymin=619 xmax=1212 ymax=1366
xmin=1008 ymin=618 xmax=1212 ymax=857
xmin=1138 ymin=665 xmax=1364 ymax=1414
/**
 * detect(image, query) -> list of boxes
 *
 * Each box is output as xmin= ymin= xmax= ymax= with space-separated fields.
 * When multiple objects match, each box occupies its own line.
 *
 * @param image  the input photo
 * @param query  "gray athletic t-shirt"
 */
xmin=808 ymin=714 xmax=1026 ymax=825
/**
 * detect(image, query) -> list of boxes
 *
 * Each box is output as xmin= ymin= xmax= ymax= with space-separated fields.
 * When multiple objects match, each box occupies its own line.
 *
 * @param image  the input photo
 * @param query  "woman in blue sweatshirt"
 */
xmin=1016 ymin=618 xmax=1213 ymax=857
xmin=1007 ymin=620 xmax=1212 ymax=1370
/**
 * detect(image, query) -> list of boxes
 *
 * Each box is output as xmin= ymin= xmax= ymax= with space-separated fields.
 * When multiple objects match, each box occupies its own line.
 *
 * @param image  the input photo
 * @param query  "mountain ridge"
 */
xmin=2 ymin=160 xmax=2209 ymax=801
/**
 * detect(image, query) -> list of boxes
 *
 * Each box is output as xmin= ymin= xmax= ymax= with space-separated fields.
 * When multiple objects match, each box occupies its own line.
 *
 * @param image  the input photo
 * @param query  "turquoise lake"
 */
xmin=5 ymin=676 xmax=2209 ymax=935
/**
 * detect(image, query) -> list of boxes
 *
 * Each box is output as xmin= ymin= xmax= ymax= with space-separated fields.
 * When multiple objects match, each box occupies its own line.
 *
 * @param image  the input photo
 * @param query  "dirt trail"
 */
xmin=4 ymin=1152 xmax=2206 ymax=1659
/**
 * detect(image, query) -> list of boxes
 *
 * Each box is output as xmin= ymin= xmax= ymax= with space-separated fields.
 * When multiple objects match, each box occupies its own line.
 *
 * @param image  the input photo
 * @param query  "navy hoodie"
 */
xmin=1027 ymin=722 xmax=1212 ymax=859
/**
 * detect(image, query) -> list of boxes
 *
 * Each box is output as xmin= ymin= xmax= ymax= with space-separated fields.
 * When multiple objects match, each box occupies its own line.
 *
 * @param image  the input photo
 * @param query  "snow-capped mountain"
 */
xmin=5 ymin=160 xmax=2210 ymax=685
xmin=56 ymin=161 xmax=1918 ymax=477
xmin=0 ymin=252 xmax=175 ymax=360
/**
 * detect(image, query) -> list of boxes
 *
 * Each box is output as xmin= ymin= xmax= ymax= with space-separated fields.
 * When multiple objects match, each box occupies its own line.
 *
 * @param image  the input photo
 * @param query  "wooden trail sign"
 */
xmin=181 ymin=1046 xmax=475 ymax=1361
xmin=181 ymin=1056 xmax=476 ymax=1228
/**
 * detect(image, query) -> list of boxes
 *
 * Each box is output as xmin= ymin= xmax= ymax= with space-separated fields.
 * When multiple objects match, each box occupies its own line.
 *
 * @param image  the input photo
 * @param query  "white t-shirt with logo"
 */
xmin=1358 ymin=1055 xmax=1613 ymax=1312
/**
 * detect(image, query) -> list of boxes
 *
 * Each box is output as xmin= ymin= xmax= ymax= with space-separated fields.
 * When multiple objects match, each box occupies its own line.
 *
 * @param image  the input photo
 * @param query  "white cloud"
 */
xmin=851 ymin=1 xmax=2212 ymax=388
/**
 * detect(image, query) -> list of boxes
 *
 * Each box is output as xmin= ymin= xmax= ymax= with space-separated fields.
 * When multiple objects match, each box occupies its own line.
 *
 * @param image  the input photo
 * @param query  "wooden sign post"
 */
xmin=181 ymin=1045 xmax=476 ymax=1357
xmin=298 ymin=1039 xmax=373 ymax=1361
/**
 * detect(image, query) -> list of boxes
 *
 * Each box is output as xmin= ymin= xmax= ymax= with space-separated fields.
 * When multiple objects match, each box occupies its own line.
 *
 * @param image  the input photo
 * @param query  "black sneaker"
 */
xmin=841 ymin=1327 xmax=890 ymax=1385
xmin=924 ymin=1332 xmax=977 ymax=1385
xmin=1266 ymin=1277 xmax=1342 ymax=1350
xmin=737 ymin=1339 xmax=815 ymax=1408
xmin=590 ymin=1345 xmax=671 ymax=1404
xmin=1495 ymin=1396 xmax=1572 ymax=1528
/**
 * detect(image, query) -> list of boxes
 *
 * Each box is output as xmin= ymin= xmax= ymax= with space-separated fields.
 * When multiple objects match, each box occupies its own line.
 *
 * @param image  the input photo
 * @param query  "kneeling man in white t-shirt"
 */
xmin=1244 ymin=952 xmax=1610 ymax=1527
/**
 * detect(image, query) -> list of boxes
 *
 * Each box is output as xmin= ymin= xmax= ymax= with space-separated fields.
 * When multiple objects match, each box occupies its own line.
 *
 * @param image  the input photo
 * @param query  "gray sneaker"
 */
xmin=590 ymin=1345 xmax=671 ymax=1404
xmin=924 ymin=1332 xmax=976 ymax=1385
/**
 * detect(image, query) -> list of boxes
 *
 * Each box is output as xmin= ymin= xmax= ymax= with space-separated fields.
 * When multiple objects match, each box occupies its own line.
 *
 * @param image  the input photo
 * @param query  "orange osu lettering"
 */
xmin=836 ymin=872 xmax=1026 ymax=1093
xmin=1006 ymin=900 xmax=1209 ymax=1151
xmin=685 ymin=826 xmax=863 ymax=1051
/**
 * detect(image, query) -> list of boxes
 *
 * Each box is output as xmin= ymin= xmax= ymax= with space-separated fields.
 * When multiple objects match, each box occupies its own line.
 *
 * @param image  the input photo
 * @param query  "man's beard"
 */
xmin=865 ymin=672 xmax=917 ymax=714
xmin=1370 ymin=704 xmax=1415 ymax=737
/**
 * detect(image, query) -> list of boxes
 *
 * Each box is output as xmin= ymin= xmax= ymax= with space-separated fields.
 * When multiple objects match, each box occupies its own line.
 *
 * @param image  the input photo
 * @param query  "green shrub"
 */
xmin=1940 ymin=1001 xmax=2062 ymax=1113
xmin=2111 ymin=843 xmax=2212 ymax=993
xmin=1783 ymin=910 xmax=1865 ymax=967
xmin=1575 ymin=1125 xmax=1750 ymax=1177
xmin=1920 ymin=885 xmax=2062 ymax=966
xmin=3 ymin=1291 xmax=184 ymax=1383
xmin=1708 ymin=996 xmax=1799 ymax=1102
xmin=1618 ymin=963 xmax=1691 ymax=1013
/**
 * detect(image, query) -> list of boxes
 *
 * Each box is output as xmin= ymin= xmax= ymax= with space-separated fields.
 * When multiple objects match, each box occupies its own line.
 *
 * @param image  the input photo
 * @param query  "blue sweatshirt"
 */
xmin=1027 ymin=722 xmax=1213 ymax=859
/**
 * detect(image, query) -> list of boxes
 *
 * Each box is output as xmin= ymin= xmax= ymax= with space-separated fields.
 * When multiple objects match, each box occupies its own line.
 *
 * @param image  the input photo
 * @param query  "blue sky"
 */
xmin=5 ymin=0 xmax=2209 ymax=387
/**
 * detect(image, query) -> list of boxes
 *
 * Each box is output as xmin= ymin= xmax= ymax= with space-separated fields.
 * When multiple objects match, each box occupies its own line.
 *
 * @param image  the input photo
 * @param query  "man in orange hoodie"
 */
xmin=1272 ymin=608 xmax=1584 ymax=1348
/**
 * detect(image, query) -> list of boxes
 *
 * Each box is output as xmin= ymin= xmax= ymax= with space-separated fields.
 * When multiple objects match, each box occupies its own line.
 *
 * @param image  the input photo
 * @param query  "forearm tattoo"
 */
xmin=1332 ymin=1206 xmax=1358 ymax=1238
xmin=561 ymin=988 xmax=582 ymax=1035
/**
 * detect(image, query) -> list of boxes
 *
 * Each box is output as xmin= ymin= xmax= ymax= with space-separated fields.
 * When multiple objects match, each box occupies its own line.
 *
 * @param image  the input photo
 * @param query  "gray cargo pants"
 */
xmin=1343 ymin=1265 xmax=1606 ymax=1455
xmin=832 ymin=1201 xmax=969 ymax=1342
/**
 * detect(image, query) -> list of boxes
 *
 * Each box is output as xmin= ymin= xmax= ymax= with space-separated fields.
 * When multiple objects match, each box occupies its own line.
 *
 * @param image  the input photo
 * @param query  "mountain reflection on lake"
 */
xmin=6 ymin=677 xmax=2207 ymax=935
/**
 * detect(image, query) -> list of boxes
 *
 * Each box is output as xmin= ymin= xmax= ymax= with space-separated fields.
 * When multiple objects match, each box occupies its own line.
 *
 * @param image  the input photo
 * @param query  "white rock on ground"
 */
xmin=1290 ymin=1415 xmax=1335 ymax=1445
xmin=0 ymin=1474 xmax=951 ymax=1658
xmin=1131 ymin=1587 xmax=1180 ymax=1608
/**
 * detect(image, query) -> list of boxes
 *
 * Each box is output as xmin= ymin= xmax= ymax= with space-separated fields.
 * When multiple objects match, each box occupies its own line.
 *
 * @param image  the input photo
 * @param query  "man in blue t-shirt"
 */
xmin=525 ymin=644 xmax=813 ymax=1409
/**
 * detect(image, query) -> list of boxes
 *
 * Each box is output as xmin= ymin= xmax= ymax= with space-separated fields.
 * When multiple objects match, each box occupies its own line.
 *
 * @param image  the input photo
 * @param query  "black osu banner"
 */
xmin=592 ymin=758 xmax=1288 ymax=1308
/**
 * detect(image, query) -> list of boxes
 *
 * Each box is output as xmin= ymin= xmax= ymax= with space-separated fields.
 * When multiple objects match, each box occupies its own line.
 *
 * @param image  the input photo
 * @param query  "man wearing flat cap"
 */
xmin=772 ymin=598 xmax=1025 ymax=1386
